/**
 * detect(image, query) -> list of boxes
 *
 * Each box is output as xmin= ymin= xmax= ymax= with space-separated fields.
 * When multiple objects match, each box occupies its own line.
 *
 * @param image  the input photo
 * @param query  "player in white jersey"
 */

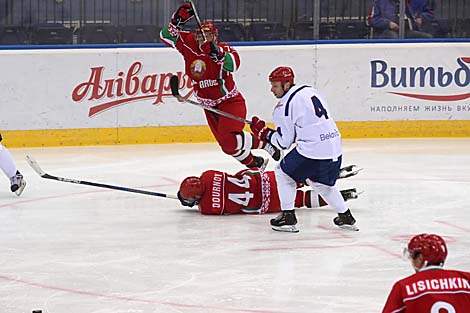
xmin=0 ymin=133 xmax=26 ymax=196
xmin=250 ymin=66 xmax=358 ymax=232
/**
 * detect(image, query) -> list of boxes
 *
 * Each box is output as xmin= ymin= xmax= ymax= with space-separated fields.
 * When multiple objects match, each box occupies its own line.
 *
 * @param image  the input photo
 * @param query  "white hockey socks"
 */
xmin=306 ymin=180 xmax=348 ymax=214
xmin=0 ymin=143 xmax=18 ymax=179
xmin=274 ymin=164 xmax=297 ymax=210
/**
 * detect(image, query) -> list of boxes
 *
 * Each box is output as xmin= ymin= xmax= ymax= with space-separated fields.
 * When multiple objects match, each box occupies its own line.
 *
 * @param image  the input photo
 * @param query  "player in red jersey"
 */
xmin=382 ymin=233 xmax=470 ymax=313
xmin=160 ymin=3 xmax=280 ymax=168
xmin=176 ymin=167 xmax=360 ymax=215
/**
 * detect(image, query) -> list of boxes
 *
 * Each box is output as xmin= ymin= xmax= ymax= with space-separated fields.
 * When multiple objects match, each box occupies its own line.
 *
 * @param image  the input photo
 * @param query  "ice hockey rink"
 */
xmin=1 ymin=138 xmax=470 ymax=313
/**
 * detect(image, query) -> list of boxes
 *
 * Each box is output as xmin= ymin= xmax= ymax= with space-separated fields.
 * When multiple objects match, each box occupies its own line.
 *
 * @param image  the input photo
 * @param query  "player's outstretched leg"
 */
xmin=222 ymin=131 xmax=268 ymax=169
xmin=10 ymin=170 xmax=26 ymax=196
xmin=270 ymin=210 xmax=299 ymax=233
xmin=333 ymin=209 xmax=358 ymax=231
xmin=307 ymin=180 xmax=359 ymax=231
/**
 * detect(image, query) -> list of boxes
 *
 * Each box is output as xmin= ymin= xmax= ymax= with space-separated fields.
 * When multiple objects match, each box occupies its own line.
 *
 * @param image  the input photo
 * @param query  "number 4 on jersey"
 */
xmin=311 ymin=95 xmax=329 ymax=119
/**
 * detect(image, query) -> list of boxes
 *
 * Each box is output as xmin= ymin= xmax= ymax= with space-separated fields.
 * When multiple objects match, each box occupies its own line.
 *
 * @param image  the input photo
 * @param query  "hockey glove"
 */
xmin=177 ymin=191 xmax=198 ymax=207
xmin=250 ymin=116 xmax=274 ymax=143
xmin=200 ymin=42 xmax=224 ymax=62
xmin=209 ymin=42 xmax=224 ymax=62
xmin=170 ymin=3 xmax=194 ymax=28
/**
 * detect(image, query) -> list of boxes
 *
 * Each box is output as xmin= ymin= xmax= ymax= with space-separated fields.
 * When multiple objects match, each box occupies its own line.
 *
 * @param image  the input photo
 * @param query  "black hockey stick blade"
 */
xmin=170 ymin=75 xmax=252 ymax=125
xmin=26 ymin=155 xmax=178 ymax=199
xmin=170 ymin=75 xmax=180 ymax=96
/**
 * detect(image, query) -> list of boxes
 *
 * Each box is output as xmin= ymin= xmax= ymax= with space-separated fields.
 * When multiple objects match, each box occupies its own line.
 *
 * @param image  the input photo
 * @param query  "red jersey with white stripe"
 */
xmin=197 ymin=169 xmax=279 ymax=215
xmin=382 ymin=267 xmax=470 ymax=313
xmin=160 ymin=25 xmax=241 ymax=107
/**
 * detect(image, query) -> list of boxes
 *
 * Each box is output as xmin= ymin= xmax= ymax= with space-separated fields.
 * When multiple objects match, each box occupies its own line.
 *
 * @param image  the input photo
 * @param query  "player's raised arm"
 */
xmin=159 ymin=3 xmax=194 ymax=47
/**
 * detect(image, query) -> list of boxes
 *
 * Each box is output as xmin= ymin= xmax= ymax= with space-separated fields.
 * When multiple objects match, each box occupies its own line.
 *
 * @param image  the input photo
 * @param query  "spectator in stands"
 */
xmin=370 ymin=0 xmax=434 ymax=39
xmin=425 ymin=0 xmax=436 ymax=11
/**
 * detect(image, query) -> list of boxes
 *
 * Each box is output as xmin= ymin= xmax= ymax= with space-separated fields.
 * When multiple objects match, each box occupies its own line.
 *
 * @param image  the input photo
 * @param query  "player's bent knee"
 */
xmin=306 ymin=180 xmax=332 ymax=193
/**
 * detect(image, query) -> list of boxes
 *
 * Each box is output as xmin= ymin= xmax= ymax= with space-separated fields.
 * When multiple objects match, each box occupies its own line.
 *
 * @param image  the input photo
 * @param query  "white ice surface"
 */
xmin=1 ymin=138 xmax=470 ymax=313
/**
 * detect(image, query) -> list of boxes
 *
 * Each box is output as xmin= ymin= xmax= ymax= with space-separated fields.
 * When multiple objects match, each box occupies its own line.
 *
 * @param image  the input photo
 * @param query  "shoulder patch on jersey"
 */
xmin=285 ymin=85 xmax=310 ymax=116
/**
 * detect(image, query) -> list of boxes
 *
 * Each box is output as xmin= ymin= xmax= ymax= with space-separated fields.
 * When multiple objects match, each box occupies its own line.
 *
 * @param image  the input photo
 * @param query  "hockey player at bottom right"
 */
xmin=382 ymin=233 xmax=470 ymax=313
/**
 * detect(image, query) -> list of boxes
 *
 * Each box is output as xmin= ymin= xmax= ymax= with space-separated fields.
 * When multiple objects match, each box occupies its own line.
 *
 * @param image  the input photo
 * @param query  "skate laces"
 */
xmin=10 ymin=172 xmax=22 ymax=185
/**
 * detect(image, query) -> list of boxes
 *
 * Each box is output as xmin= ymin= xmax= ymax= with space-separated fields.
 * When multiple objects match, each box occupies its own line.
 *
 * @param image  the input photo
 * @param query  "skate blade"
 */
xmin=347 ymin=190 xmax=365 ymax=200
xmin=15 ymin=181 xmax=26 ymax=196
xmin=271 ymin=225 xmax=299 ymax=233
xmin=337 ymin=224 xmax=359 ymax=231
xmin=338 ymin=165 xmax=363 ymax=179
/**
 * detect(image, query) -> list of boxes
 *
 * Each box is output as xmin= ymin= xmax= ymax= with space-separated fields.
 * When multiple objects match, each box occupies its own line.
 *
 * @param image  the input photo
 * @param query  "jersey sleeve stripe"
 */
xmin=222 ymin=52 xmax=237 ymax=72
xmin=159 ymin=27 xmax=177 ymax=47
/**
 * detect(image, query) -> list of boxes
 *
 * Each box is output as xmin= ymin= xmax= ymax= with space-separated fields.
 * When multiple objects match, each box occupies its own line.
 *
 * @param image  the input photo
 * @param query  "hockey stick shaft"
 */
xmin=186 ymin=0 xmax=206 ymax=42
xmin=25 ymin=155 xmax=178 ymax=199
xmin=170 ymin=75 xmax=252 ymax=125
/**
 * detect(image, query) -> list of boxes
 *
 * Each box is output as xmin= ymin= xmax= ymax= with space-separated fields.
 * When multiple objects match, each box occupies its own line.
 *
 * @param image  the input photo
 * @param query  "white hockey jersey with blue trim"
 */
xmin=269 ymin=84 xmax=342 ymax=159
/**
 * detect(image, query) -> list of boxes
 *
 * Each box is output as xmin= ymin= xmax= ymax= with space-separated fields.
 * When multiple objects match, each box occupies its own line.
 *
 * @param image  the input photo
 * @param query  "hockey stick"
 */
xmin=170 ymin=75 xmax=252 ymax=125
xmin=186 ymin=0 xmax=206 ymax=42
xmin=25 ymin=155 xmax=178 ymax=199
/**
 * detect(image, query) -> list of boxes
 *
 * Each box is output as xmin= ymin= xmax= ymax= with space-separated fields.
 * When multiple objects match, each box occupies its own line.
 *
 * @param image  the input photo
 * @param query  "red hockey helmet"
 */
xmin=269 ymin=66 xmax=295 ymax=85
xmin=179 ymin=176 xmax=204 ymax=200
xmin=196 ymin=21 xmax=218 ymax=40
xmin=407 ymin=234 xmax=448 ymax=266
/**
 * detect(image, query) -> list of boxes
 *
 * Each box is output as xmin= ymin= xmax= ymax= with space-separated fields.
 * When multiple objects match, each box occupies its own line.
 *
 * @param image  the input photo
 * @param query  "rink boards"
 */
xmin=1 ymin=42 xmax=470 ymax=147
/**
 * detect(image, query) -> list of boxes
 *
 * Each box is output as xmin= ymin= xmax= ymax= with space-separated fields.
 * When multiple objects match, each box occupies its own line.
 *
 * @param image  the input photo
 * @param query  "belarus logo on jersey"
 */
xmin=190 ymin=59 xmax=207 ymax=79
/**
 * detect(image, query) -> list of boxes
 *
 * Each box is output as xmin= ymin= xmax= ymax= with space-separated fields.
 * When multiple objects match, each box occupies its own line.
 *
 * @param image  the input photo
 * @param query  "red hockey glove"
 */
xmin=170 ymin=3 xmax=194 ymax=28
xmin=250 ymin=116 xmax=274 ymax=142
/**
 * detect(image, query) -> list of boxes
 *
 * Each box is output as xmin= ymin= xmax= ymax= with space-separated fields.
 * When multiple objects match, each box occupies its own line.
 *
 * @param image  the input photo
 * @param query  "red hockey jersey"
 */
xmin=160 ymin=24 xmax=241 ymax=107
xmin=382 ymin=267 xmax=470 ymax=313
xmin=197 ymin=169 xmax=280 ymax=215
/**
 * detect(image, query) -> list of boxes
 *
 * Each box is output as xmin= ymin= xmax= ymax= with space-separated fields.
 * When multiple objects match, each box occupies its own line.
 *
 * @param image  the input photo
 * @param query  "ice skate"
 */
xmin=10 ymin=170 xmax=26 ymax=196
xmin=333 ymin=209 xmax=359 ymax=231
xmin=338 ymin=165 xmax=363 ymax=179
xmin=248 ymin=155 xmax=269 ymax=170
xmin=340 ymin=188 xmax=362 ymax=201
xmin=263 ymin=142 xmax=283 ymax=161
xmin=270 ymin=210 xmax=299 ymax=233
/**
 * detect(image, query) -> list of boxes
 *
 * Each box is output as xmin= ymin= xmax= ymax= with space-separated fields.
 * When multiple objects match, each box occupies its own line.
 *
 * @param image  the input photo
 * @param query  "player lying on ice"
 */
xmin=176 ymin=165 xmax=360 ymax=216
